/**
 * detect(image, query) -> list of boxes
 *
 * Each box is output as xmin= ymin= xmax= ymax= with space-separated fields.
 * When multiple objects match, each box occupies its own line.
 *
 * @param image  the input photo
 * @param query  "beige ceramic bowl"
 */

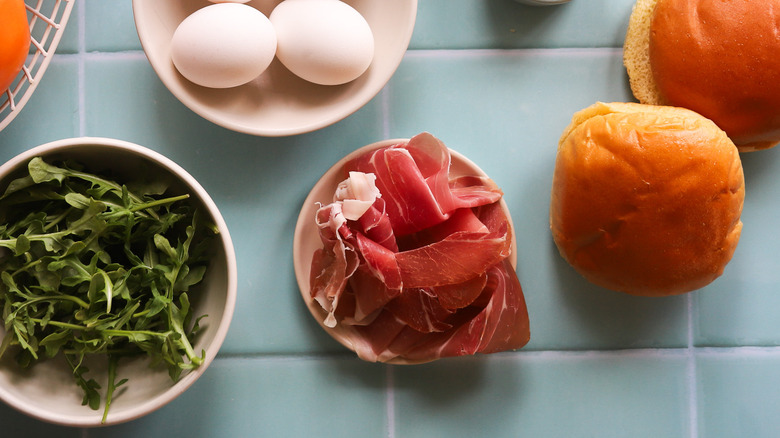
xmin=0 ymin=137 xmax=237 ymax=426
xmin=132 ymin=0 xmax=418 ymax=136
xmin=292 ymin=139 xmax=516 ymax=364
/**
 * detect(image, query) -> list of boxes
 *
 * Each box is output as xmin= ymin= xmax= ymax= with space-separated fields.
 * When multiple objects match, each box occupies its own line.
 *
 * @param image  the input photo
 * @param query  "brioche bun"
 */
xmin=550 ymin=102 xmax=744 ymax=296
xmin=624 ymin=0 xmax=780 ymax=151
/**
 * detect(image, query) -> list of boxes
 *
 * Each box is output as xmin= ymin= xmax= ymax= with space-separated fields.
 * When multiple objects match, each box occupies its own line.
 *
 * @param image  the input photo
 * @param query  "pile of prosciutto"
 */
xmin=309 ymin=133 xmax=530 ymax=363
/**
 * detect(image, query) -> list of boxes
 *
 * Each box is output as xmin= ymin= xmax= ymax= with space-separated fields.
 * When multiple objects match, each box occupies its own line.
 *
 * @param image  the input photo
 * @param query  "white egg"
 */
xmin=171 ymin=4 xmax=276 ymax=89
xmin=207 ymin=0 xmax=250 ymax=3
xmin=270 ymin=0 xmax=375 ymax=86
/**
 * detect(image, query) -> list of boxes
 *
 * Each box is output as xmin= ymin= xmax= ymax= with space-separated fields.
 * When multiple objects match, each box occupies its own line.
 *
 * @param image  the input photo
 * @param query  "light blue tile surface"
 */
xmin=25 ymin=0 xmax=80 ymax=54
xmin=410 ymin=0 xmax=636 ymax=49
xmin=0 ymin=58 xmax=80 ymax=147
xmin=56 ymin=0 xmax=81 ymax=55
xmin=1 ymin=0 xmax=779 ymax=436
xmin=394 ymin=352 xmax=690 ymax=438
xmin=0 ymin=402 xmax=82 ymax=438
xmin=84 ymin=0 xmax=141 ymax=52
xmin=696 ymin=352 xmax=780 ymax=438
xmin=694 ymin=151 xmax=780 ymax=347
xmin=90 ymin=357 xmax=389 ymax=438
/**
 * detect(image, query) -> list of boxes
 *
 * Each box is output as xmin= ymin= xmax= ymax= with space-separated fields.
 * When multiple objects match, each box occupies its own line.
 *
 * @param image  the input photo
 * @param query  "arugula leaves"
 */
xmin=0 ymin=157 xmax=215 ymax=423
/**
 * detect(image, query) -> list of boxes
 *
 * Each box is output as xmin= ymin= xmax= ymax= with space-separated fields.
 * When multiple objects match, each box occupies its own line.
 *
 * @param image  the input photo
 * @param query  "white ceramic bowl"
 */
xmin=292 ymin=139 xmax=516 ymax=364
xmin=0 ymin=137 xmax=237 ymax=426
xmin=132 ymin=0 xmax=418 ymax=137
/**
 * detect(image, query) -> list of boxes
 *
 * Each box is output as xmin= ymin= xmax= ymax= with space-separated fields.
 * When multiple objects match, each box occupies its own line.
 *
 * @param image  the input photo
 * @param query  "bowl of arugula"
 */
xmin=0 ymin=137 xmax=237 ymax=426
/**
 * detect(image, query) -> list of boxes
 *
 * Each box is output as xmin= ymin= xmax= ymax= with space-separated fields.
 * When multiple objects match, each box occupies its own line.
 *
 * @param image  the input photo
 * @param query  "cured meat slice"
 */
xmin=394 ymin=204 xmax=511 ymax=288
xmin=399 ymin=259 xmax=530 ymax=361
xmin=350 ymin=259 xmax=530 ymax=363
xmin=354 ymin=232 xmax=402 ymax=289
xmin=309 ymin=203 xmax=360 ymax=328
xmin=308 ymin=133 xmax=530 ymax=363
xmin=356 ymin=198 xmax=397 ymax=252
xmin=385 ymin=288 xmax=455 ymax=333
xmin=345 ymin=265 xmax=399 ymax=324
xmin=433 ymin=274 xmax=488 ymax=310
xmin=348 ymin=132 xmax=503 ymax=236
xmin=473 ymin=259 xmax=531 ymax=354
xmin=395 ymin=229 xmax=509 ymax=288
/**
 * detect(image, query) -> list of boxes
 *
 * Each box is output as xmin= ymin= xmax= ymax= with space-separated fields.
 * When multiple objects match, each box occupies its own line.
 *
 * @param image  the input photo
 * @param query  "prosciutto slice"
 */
xmin=347 ymin=133 xmax=503 ymax=236
xmin=309 ymin=132 xmax=530 ymax=362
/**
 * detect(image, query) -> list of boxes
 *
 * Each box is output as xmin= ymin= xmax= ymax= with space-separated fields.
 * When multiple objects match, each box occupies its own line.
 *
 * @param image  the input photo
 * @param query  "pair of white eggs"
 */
xmin=171 ymin=0 xmax=375 ymax=89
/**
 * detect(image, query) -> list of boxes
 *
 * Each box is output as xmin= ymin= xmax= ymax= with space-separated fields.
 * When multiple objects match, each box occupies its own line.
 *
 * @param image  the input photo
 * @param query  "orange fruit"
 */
xmin=0 ymin=0 xmax=31 ymax=91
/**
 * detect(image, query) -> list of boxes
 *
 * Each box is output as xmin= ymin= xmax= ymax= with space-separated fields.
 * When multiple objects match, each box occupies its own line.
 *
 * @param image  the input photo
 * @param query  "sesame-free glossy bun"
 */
xmin=623 ymin=0 xmax=780 ymax=151
xmin=550 ymin=102 xmax=745 ymax=296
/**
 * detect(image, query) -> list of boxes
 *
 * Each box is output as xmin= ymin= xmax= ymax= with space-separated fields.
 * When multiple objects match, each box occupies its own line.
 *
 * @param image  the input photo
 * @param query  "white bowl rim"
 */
xmin=0 ymin=137 xmax=238 ymax=427
xmin=132 ymin=0 xmax=419 ymax=137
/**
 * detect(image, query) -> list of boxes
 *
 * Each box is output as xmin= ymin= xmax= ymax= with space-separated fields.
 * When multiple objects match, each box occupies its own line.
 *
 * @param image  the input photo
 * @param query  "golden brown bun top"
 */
xmin=551 ymin=102 xmax=744 ymax=296
xmin=624 ymin=0 xmax=780 ymax=151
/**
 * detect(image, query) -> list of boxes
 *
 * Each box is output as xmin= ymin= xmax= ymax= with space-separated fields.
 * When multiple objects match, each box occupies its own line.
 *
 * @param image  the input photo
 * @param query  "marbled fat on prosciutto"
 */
xmin=309 ymin=132 xmax=530 ymax=362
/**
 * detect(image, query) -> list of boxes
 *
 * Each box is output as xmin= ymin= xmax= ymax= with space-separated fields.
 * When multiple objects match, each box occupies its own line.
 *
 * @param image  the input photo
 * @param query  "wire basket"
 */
xmin=0 ymin=0 xmax=75 ymax=132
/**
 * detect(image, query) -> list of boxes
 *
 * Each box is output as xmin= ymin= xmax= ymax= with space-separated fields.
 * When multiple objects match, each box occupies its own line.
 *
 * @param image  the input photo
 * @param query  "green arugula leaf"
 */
xmin=0 ymin=157 xmax=214 ymax=423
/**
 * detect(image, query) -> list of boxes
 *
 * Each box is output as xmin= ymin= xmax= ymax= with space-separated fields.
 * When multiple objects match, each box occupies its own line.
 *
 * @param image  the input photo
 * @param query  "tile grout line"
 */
xmin=76 ymin=4 xmax=88 ymax=437
xmin=380 ymin=84 xmax=391 ymax=139
xmin=404 ymin=46 xmax=623 ymax=59
xmin=213 ymin=344 xmax=780 ymax=363
xmin=386 ymin=365 xmax=396 ymax=438
xmin=380 ymin=83 xmax=395 ymax=438
xmin=76 ymin=0 xmax=86 ymax=137
xmin=58 ymin=46 xmax=621 ymax=63
xmin=687 ymin=293 xmax=699 ymax=438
